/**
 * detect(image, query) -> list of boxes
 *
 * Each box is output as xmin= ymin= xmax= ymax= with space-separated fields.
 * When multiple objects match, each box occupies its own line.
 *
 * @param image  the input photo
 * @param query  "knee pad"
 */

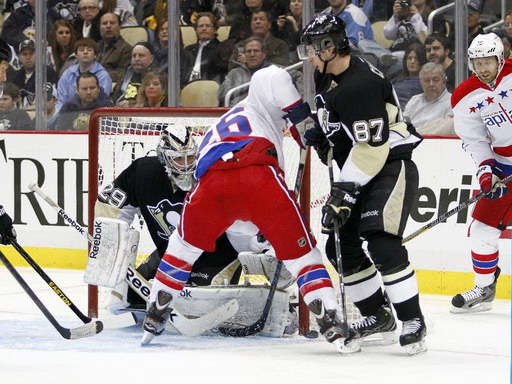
xmin=470 ymin=219 xmax=501 ymax=255
xmin=365 ymin=232 xmax=408 ymax=273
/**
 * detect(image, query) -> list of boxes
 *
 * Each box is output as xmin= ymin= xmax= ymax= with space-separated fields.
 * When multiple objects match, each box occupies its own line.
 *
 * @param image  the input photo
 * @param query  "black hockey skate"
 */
xmin=399 ymin=316 xmax=427 ymax=355
xmin=308 ymin=299 xmax=345 ymax=344
xmin=343 ymin=305 xmax=397 ymax=352
xmin=451 ymin=267 xmax=501 ymax=314
xmin=141 ymin=291 xmax=173 ymax=345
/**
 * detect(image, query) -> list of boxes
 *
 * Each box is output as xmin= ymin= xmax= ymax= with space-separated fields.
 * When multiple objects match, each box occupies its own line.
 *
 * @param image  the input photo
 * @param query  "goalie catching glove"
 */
xmin=477 ymin=159 xmax=509 ymax=200
xmin=321 ymin=182 xmax=360 ymax=233
xmin=84 ymin=217 xmax=140 ymax=287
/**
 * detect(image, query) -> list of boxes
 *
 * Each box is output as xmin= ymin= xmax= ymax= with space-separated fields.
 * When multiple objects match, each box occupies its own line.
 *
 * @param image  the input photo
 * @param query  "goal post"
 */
xmin=87 ymin=107 xmax=345 ymax=333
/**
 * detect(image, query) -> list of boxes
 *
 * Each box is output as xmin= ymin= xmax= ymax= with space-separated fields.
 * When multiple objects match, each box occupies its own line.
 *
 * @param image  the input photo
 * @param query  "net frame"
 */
xmin=88 ymin=107 xmax=311 ymax=334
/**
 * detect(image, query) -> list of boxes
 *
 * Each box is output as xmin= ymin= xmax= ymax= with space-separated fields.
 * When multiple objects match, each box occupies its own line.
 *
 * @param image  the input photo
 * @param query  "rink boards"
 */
xmin=0 ymin=131 xmax=509 ymax=299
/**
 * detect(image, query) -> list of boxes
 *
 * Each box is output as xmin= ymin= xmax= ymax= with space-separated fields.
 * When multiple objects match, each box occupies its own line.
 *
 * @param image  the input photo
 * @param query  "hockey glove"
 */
xmin=304 ymin=124 xmax=324 ymax=146
xmin=321 ymin=182 xmax=360 ymax=233
xmin=477 ymin=159 xmax=509 ymax=200
xmin=0 ymin=205 xmax=16 ymax=245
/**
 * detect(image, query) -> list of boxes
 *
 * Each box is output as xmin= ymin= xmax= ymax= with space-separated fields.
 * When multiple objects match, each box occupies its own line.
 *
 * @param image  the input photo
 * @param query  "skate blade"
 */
xmin=450 ymin=302 xmax=492 ymax=314
xmin=334 ymin=338 xmax=361 ymax=354
xmin=403 ymin=340 xmax=427 ymax=355
xmin=361 ymin=331 xmax=398 ymax=347
xmin=141 ymin=331 xmax=156 ymax=346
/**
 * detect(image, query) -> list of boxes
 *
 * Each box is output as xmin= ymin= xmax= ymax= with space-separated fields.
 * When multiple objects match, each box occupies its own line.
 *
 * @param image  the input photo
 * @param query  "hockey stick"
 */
xmin=29 ymin=183 xmax=237 ymax=336
xmin=6 ymin=234 xmax=93 ymax=324
xmin=327 ymin=148 xmax=349 ymax=338
xmin=402 ymin=173 xmax=512 ymax=244
xmin=0 ymin=250 xmax=103 ymax=340
xmin=218 ymin=147 xmax=308 ymax=337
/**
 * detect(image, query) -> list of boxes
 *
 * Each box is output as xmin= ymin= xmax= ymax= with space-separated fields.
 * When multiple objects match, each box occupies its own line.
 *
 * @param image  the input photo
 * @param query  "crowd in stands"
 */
xmin=0 ymin=0 xmax=508 ymax=133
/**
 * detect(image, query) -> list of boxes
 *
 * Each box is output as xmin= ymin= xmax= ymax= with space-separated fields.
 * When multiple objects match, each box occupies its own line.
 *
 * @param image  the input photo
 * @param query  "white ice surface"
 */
xmin=0 ymin=267 xmax=509 ymax=384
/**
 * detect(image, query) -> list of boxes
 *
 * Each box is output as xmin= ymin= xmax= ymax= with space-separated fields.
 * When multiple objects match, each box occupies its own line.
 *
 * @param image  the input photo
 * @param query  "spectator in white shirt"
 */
xmin=404 ymin=62 xmax=454 ymax=135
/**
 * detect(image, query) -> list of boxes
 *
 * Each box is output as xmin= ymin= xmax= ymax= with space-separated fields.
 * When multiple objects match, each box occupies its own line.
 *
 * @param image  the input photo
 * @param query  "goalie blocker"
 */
xmin=84 ymin=217 xmax=139 ymax=288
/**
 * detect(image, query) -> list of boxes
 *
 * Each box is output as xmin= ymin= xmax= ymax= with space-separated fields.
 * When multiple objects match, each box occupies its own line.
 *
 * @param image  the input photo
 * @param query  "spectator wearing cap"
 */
xmin=56 ymin=71 xmax=113 ymax=131
xmin=10 ymin=40 xmax=58 ymax=109
xmin=57 ymin=38 xmax=112 ymax=111
xmin=97 ymin=12 xmax=132 ymax=82
xmin=466 ymin=0 xmax=484 ymax=45
xmin=112 ymin=41 xmax=154 ymax=107
xmin=0 ymin=82 xmax=34 ymax=131
xmin=46 ymin=83 xmax=59 ymax=130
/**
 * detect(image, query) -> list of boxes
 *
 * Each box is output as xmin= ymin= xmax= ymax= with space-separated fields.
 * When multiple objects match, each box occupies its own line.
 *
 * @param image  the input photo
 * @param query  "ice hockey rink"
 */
xmin=0 ymin=267 xmax=509 ymax=384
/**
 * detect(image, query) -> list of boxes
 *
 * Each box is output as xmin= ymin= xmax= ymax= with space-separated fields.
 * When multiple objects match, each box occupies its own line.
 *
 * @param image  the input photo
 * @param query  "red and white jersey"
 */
xmin=195 ymin=65 xmax=302 ymax=178
xmin=451 ymin=60 xmax=512 ymax=169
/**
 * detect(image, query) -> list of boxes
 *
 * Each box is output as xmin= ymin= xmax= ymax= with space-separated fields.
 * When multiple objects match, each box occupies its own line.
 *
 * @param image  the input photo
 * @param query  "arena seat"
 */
xmin=180 ymin=80 xmax=219 ymax=107
xmin=120 ymin=26 xmax=149 ymax=46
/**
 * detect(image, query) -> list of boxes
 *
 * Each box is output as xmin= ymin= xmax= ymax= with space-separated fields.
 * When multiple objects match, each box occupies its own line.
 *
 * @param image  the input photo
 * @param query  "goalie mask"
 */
xmin=468 ymin=33 xmax=504 ymax=88
xmin=157 ymin=124 xmax=197 ymax=191
xmin=297 ymin=14 xmax=349 ymax=61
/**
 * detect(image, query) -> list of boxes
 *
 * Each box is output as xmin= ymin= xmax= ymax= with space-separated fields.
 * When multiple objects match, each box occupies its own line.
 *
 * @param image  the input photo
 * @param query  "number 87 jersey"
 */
xmin=195 ymin=65 xmax=304 ymax=179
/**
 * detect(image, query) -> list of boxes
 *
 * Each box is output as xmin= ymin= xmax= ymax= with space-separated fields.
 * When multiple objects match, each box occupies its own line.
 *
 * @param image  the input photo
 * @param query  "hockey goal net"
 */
xmin=88 ymin=107 xmax=360 ymax=333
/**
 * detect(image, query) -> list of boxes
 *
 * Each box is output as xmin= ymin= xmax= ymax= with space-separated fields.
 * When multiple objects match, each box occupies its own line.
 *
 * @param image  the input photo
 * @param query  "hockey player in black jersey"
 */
xmin=298 ymin=14 xmax=426 ymax=355
xmin=95 ymin=125 xmax=241 ymax=314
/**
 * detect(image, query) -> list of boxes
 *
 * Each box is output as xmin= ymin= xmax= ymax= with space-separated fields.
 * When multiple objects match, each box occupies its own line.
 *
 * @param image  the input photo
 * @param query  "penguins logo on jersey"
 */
xmin=318 ymin=107 xmax=341 ymax=138
xmin=148 ymin=199 xmax=183 ymax=240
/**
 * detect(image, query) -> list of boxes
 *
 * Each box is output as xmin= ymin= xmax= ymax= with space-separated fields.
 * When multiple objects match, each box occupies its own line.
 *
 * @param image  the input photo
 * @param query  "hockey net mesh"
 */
xmin=90 ymin=108 xmax=362 ymax=325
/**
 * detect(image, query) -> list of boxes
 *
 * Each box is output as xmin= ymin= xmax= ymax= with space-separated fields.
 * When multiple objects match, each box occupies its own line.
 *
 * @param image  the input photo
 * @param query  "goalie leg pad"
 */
xmin=172 ymin=285 xmax=290 ymax=337
xmin=238 ymin=251 xmax=295 ymax=289
xmin=84 ymin=217 xmax=139 ymax=287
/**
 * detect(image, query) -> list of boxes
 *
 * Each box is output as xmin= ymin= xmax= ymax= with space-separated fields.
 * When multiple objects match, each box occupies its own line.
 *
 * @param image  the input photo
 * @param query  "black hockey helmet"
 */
xmin=297 ymin=14 xmax=349 ymax=60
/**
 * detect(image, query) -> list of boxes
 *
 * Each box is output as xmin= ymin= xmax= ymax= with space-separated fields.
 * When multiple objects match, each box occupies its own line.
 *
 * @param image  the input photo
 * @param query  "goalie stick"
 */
xmin=6 ymin=234 xmax=94 ymax=325
xmin=29 ymin=182 xmax=237 ymax=336
xmin=218 ymin=147 xmax=309 ymax=337
xmin=402 ymin=173 xmax=512 ymax=244
xmin=0 ymin=250 xmax=103 ymax=340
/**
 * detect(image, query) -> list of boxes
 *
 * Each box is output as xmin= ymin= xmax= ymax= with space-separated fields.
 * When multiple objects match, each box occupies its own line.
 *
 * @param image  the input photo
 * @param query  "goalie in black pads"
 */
xmin=298 ymin=14 xmax=426 ymax=355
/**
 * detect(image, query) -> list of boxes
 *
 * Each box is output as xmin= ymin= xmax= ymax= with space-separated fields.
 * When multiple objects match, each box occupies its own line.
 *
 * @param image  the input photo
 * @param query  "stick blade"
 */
xmin=64 ymin=320 xmax=104 ymax=340
xmin=170 ymin=298 xmax=239 ymax=337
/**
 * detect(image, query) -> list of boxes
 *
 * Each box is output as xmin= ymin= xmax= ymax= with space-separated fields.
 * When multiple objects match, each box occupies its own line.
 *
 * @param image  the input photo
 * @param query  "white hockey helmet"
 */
xmin=156 ymin=124 xmax=197 ymax=191
xmin=468 ymin=33 xmax=505 ymax=85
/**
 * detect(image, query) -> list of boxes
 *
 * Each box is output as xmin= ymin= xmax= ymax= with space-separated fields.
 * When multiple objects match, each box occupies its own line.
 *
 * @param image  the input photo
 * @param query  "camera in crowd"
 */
xmin=399 ymin=1 xmax=411 ymax=10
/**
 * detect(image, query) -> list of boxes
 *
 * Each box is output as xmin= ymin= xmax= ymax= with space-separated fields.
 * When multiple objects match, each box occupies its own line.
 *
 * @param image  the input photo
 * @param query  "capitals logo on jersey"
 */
xmin=148 ymin=199 xmax=182 ymax=240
